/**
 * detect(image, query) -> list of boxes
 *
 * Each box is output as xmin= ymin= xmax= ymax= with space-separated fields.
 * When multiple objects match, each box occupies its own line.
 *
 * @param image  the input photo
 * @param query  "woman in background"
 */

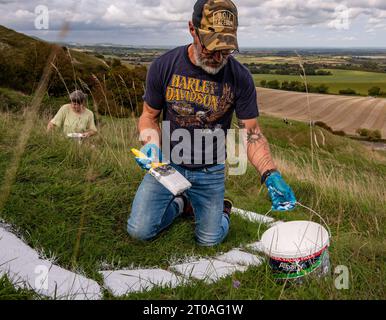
xmin=47 ymin=90 xmax=97 ymax=138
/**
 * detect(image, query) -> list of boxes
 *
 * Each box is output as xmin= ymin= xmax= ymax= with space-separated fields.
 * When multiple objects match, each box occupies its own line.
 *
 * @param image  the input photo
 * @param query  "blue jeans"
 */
xmin=127 ymin=163 xmax=229 ymax=246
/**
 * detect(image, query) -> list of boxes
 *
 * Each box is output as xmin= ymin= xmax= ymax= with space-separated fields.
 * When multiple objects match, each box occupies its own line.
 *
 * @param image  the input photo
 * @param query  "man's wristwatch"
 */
xmin=261 ymin=169 xmax=278 ymax=185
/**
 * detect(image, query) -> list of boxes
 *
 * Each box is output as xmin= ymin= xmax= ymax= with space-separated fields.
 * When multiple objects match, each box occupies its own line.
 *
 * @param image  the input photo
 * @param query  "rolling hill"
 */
xmin=256 ymin=87 xmax=386 ymax=138
xmin=0 ymin=25 xmax=107 ymax=71
xmin=0 ymin=25 xmax=108 ymax=96
xmin=0 ymin=25 xmax=146 ymax=117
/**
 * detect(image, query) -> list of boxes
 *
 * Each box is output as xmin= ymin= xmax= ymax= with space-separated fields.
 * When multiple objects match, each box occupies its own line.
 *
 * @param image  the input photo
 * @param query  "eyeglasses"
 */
xmin=71 ymin=101 xmax=83 ymax=105
xmin=195 ymin=28 xmax=236 ymax=56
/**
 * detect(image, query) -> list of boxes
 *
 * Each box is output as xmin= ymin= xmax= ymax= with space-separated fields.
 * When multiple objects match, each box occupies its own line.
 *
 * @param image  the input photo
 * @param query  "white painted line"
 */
xmin=0 ymin=226 xmax=102 ymax=300
xmin=232 ymin=207 xmax=274 ymax=224
xmin=246 ymin=241 xmax=265 ymax=253
xmin=100 ymin=269 xmax=182 ymax=296
xmin=170 ymin=259 xmax=247 ymax=283
xmin=1 ymin=203 xmax=279 ymax=298
xmin=214 ymin=249 xmax=264 ymax=267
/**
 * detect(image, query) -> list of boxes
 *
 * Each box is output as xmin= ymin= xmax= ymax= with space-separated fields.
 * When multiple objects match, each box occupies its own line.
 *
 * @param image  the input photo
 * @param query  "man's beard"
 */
xmin=192 ymin=44 xmax=228 ymax=75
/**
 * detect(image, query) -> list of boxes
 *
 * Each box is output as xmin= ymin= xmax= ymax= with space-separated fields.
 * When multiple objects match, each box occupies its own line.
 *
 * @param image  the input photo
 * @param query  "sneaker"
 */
xmin=179 ymin=194 xmax=194 ymax=219
xmin=223 ymin=198 xmax=233 ymax=220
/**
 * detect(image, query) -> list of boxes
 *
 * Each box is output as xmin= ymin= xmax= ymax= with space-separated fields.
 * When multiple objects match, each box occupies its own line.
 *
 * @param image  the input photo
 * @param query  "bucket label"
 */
xmin=269 ymin=250 xmax=328 ymax=279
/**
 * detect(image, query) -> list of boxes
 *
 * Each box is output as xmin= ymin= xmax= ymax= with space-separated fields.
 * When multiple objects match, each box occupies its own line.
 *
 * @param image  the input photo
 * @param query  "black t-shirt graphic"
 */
xmin=143 ymin=45 xmax=259 ymax=169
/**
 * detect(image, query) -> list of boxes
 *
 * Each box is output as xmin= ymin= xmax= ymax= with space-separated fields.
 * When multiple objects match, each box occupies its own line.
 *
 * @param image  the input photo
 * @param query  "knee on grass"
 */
xmin=127 ymin=221 xmax=156 ymax=241
xmin=195 ymin=232 xmax=226 ymax=247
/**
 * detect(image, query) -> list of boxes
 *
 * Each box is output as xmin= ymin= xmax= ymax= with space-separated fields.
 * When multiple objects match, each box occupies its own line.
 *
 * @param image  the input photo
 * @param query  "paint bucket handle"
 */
xmin=296 ymin=201 xmax=332 ymax=238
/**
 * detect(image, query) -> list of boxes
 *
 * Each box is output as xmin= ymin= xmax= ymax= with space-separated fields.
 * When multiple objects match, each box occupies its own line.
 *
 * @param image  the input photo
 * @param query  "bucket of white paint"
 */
xmin=261 ymin=221 xmax=330 ymax=280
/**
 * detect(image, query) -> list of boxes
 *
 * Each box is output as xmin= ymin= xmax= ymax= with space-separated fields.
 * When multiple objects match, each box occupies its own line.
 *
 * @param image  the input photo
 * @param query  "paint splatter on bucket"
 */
xmin=261 ymin=221 xmax=330 ymax=280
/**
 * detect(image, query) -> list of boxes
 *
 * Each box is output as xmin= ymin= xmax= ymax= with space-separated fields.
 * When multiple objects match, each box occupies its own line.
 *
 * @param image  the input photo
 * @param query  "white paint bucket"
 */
xmin=261 ymin=221 xmax=330 ymax=280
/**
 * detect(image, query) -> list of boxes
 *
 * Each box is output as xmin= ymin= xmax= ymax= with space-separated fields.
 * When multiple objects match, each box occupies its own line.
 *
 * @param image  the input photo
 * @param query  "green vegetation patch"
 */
xmin=253 ymin=69 xmax=386 ymax=95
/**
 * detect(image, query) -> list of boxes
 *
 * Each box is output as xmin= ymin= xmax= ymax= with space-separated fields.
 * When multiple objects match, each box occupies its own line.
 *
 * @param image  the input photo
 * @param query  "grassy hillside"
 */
xmin=0 ymin=25 xmax=107 ymax=76
xmin=0 ymin=26 xmax=145 ymax=117
xmin=0 ymin=87 xmax=70 ymax=115
xmin=253 ymin=69 xmax=386 ymax=95
xmin=0 ymin=25 xmax=108 ymax=98
xmin=0 ymin=87 xmax=30 ymax=112
xmin=0 ymin=98 xmax=385 ymax=299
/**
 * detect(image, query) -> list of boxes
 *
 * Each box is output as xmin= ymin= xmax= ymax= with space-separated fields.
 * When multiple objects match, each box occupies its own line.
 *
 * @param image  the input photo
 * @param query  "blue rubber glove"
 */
xmin=134 ymin=143 xmax=162 ymax=170
xmin=265 ymin=171 xmax=296 ymax=211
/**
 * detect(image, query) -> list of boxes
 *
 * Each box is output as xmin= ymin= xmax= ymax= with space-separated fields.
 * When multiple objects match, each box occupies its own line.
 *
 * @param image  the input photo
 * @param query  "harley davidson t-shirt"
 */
xmin=143 ymin=44 xmax=259 ymax=169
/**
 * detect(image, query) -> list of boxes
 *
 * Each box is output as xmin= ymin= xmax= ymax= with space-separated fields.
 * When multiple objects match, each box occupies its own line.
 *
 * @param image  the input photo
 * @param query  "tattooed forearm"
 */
xmin=239 ymin=120 xmax=277 ymax=175
xmin=247 ymin=130 xmax=264 ymax=144
xmin=247 ymin=138 xmax=276 ymax=174
xmin=237 ymin=119 xmax=246 ymax=129
xmin=238 ymin=121 xmax=265 ymax=144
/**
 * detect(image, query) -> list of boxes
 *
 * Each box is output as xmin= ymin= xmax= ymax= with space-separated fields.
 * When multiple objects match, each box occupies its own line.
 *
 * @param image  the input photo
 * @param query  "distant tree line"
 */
xmin=260 ymin=80 xmax=329 ymax=94
xmin=244 ymin=60 xmax=386 ymax=76
xmin=314 ymin=121 xmax=383 ymax=140
xmin=244 ymin=63 xmax=332 ymax=76
xmin=338 ymin=88 xmax=358 ymax=95
xmin=367 ymin=86 xmax=386 ymax=97
xmin=314 ymin=121 xmax=346 ymax=137
xmin=338 ymin=86 xmax=386 ymax=96
xmin=356 ymin=128 xmax=382 ymax=141
xmin=327 ymin=61 xmax=386 ymax=74
xmin=259 ymin=80 xmax=386 ymax=97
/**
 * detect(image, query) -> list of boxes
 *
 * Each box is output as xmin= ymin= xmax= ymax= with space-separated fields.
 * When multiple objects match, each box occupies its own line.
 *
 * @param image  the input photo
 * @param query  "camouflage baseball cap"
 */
xmin=192 ymin=0 xmax=239 ymax=52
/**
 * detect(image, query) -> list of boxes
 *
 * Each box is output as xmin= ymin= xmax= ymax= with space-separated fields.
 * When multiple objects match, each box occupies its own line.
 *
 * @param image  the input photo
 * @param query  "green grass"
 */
xmin=0 ymin=276 xmax=41 ymax=300
xmin=0 ymin=87 xmax=31 ymax=112
xmin=0 ymin=87 xmax=70 ymax=116
xmin=253 ymin=69 xmax=386 ymax=95
xmin=68 ymin=49 xmax=108 ymax=74
xmin=0 ymin=107 xmax=385 ymax=300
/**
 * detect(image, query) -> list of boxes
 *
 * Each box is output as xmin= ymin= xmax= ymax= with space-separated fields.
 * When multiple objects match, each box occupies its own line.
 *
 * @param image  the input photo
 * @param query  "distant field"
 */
xmin=256 ymin=87 xmax=386 ymax=138
xmin=253 ymin=69 xmax=386 ymax=95
xmin=235 ymin=55 xmax=348 ymax=65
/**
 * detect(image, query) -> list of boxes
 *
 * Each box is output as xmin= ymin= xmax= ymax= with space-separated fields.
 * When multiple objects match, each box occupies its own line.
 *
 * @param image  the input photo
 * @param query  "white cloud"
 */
xmin=14 ymin=9 xmax=34 ymax=19
xmin=103 ymin=4 xmax=129 ymax=23
xmin=0 ymin=0 xmax=385 ymax=46
xmin=342 ymin=36 xmax=357 ymax=41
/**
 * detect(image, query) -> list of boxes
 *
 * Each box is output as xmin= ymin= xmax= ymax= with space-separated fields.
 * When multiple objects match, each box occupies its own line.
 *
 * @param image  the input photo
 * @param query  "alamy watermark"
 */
xmin=34 ymin=5 xmax=49 ymax=30
xmin=330 ymin=4 xmax=350 ymax=30
xmin=34 ymin=265 xmax=49 ymax=291
xmin=334 ymin=265 xmax=349 ymax=290
xmin=139 ymin=121 xmax=248 ymax=175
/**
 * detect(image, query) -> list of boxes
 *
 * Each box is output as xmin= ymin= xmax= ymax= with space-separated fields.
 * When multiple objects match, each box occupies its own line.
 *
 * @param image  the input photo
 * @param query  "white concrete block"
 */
xmin=170 ymin=259 xmax=246 ymax=283
xmin=0 ymin=226 xmax=102 ymax=300
xmin=215 ymin=249 xmax=263 ymax=266
xmin=246 ymin=241 xmax=265 ymax=252
xmin=101 ymin=268 xmax=182 ymax=296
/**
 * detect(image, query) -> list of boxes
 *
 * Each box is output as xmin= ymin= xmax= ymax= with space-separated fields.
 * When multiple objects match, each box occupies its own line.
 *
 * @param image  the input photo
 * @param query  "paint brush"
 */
xmin=131 ymin=148 xmax=192 ymax=196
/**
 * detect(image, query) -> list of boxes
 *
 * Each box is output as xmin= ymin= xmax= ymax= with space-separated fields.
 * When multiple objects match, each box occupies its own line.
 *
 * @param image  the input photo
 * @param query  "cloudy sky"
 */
xmin=1 ymin=0 xmax=386 ymax=48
